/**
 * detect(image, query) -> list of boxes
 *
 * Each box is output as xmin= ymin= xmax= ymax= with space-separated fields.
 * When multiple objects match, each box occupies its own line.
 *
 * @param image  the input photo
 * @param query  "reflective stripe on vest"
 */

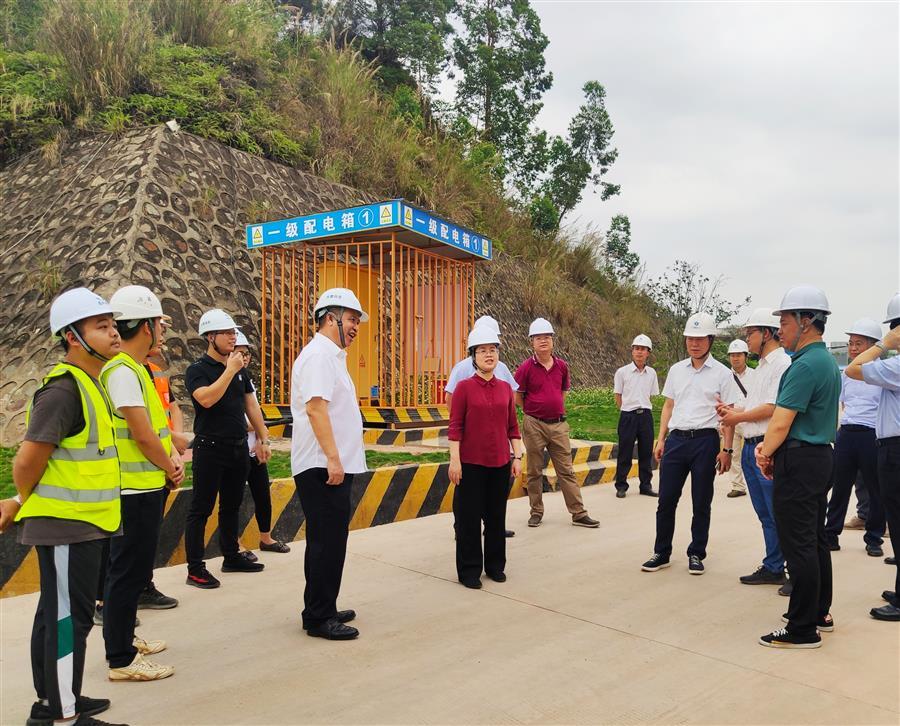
xmin=101 ymin=353 xmax=172 ymax=492
xmin=15 ymin=363 xmax=121 ymax=533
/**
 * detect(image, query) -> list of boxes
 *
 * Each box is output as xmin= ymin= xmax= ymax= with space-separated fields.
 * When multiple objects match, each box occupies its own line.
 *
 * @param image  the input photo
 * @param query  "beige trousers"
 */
xmin=728 ymin=430 xmax=746 ymax=492
xmin=522 ymin=415 xmax=586 ymax=519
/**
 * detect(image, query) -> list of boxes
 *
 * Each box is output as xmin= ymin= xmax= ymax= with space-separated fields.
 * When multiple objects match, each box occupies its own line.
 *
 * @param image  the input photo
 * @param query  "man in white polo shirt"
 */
xmin=726 ymin=339 xmax=755 ymax=498
xmin=291 ymin=288 xmax=368 ymax=641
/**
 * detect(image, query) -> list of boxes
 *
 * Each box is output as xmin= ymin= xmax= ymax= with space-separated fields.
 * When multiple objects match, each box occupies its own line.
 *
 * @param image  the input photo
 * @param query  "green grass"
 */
xmin=562 ymin=388 xmax=664 ymax=441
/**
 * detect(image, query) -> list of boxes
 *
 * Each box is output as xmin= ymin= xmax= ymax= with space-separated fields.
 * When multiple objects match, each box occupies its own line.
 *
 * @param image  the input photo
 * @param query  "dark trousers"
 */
xmin=185 ymin=436 xmax=249 ymax=571
xmin=97 ymin=538 xmax=110 ymax=600
xmin=32 ymin=540 xmax=103 ymax=720
xmin=453 ymin=462 xmax=511 ymax=581
xmin=247 ymin=455 xmax=273 ymax=532
xmin=654 ymin=433 xmax=719 ymax=559
xmin=877 ymin=439 xmax=900 ymax=598
xmin=615 ymin=409 xmax=654 ymax=492
xmin=773 ymin=446 xmax=833 ymax=638
xmin=295 ymin=468 xmax=353 ymax=628
xmin=825 ymin=426 xmax=884 ymax=547
xmin=103 ymin=489 xmax=165 ymax=668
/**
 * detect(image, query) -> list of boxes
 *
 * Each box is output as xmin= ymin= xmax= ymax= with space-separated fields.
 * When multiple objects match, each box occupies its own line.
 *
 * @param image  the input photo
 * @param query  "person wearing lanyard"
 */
xmin=755 ymin=286 xmax=841 ymax=648
xmin=641 ymin=312 xmax=738 ymax=576
xmin=449 ymin=326 xmax=523 ymax=588
xmin=515 ymin=318 xmax=598 ymax=527
xmin=824 ymin=318 xmax=886 ymax=557
xmin=725 ymin=339 xmax=755 ymax=498
xmin=184 ymin=309 xmax=272 ymax=589
xmin=613 ymin=334 xmax=659 ymax=498
xmin=717 ymin=308 xmax=792 ymax=587
xmin=291 ymin=288 xmax=368 ymax=640
xmin=846 ymin=292 xmax=900 ymax=622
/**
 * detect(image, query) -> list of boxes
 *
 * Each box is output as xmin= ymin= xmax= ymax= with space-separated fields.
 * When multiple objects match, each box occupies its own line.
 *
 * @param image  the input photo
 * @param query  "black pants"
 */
xmin=247 ymin=455 xmax=273 ymax=533
xmin=32 ymin=540 xmax=103 ymax=720
xmin=825 ymin=426 xmax=884 ymax=547
xmin=654 ymin=433 xmax=719 ymax=559
xmin=103 ymin=489 xmax=165 ymax=668
xmin=616 ymin=409 xmax=654 ymax=491
xmin=453 ymin=462 xmax=510 ymax=581
xmin=773 ymin=446 xmax=833 ymax=638
xmin=295 ymin=468 xmax=354 ymax=628
xmin=185 ymin=436 xmax=249 ymax=572
xmin=877 ymin=439 xmax=900 ymax=598
xmin=96 ymin=538 xmax=110 ymax=600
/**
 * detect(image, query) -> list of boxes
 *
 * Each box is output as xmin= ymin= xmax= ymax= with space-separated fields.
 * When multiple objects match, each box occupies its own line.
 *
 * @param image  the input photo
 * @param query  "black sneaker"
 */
xmin=137 ymin=582 xmax=178 ymax=610
xmin=74 ymin=717 xmax=129 ymax=726
xmin=759 ymin=627 xmax=821 ymax=649
xmin=639 ymin=489 xmax=658 ymax=497
xmin=28 ymin=696 xmax=110 ymax=726
xmin=93 ymin=605 xmax=139 ymax=627
xmin=778 ymin=580 xmax=793 ymax=597
xmin=782 ymin=613 xmax=834 ymax=632
xmin=740 ymin=566 xmax=785 ymax=585
xmin=641 ymin=553 xmax=670 ymax=572
xmin=688 ymin=555 xmax=704 ymax=575
xmin=186 ymin=567 xmax=221 ymax=589
xmin=240 ymin=550 xmax=259 ymax=563
xmin=222 ymin=556 xmax=264 ymax=573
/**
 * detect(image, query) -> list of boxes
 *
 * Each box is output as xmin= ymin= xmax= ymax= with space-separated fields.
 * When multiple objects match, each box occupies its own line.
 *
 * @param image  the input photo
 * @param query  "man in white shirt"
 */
xmin=726 ymin=339 xmax=755 ymax=498
xmin=717 ymin=309 xmax=791 ymax=586
xmin=444 ymin=316 xmax=518 ymax=407
xmin=641 ymin=313 xmax=738 ymax=576
xmin=613 ymin=334 xmax=659 ymax=497
xmin=291 ymin=288 xmax=368 ymax=641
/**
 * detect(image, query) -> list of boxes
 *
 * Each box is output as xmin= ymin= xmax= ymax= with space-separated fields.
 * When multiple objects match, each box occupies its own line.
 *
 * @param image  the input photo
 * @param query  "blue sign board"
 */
xmin=246 ymin=199 xmax=492 ymax=260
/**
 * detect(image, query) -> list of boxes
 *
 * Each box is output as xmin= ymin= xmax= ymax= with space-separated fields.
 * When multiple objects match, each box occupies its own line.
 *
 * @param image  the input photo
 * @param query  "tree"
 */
xmin=602 ymin=214 xmax=639 ymax=279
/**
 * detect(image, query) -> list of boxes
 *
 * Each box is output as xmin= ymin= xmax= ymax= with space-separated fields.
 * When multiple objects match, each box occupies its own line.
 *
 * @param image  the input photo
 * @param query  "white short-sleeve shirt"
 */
xmin=741 ymin=347 xmax=791 ymax=438
xmin=662 ymin=356 xmax=740 ymax=431
xmin=613 ymin=363 xmax=659 ymax=411
xmin=105 ymin=361 xmax=160 ymax=496
xmin=290 ymin=333 xmax=366 ymax=476
xmin=444 ymin=358 xmax=518 ymax=394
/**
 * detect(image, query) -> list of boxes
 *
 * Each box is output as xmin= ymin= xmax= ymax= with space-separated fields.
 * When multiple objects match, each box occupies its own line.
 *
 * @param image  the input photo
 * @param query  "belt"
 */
xmin=623 ymin=408 xmax=650 ymax=415
xmin=744 ymin=435 xmax=764 ymax=445
xmin=877 ymin=436 xmax=900 ymax=447
xmin=670 ymin=428 xmax=718 ymax=439
xmin=193 ymin=434 xmax=248 ymax=447
xmin=528 ymin=414 xmax=566 ymax=424
xmin=841 ymin=424 xmax=875 ymax=433
xmin=782 ymin=439 xmax=829 ymax=450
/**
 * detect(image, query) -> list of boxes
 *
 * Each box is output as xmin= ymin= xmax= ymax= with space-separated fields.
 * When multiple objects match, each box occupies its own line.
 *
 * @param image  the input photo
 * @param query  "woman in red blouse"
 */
xmin=448 ymin=326 xmax=523 ymax=588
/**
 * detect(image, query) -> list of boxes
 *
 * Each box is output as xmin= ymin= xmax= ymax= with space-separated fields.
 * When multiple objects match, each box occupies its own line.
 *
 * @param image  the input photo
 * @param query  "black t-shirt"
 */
xmin=185 ymin=355 xmax=253 ymax=439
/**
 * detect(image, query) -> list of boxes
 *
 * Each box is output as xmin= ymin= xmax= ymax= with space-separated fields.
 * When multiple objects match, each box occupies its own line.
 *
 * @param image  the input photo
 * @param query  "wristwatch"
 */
xmin=722 ymin=448 xmax=734 ymax=454
xmin=875 ymin=341 xmax=886 ymax=351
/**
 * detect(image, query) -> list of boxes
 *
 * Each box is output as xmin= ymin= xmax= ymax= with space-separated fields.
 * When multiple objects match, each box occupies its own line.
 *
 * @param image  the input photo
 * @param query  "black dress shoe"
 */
xmin=882 ymin=590 xmax=898 ymax=605
xmin=306 ymin=618 xmax=359 ymax=640
xmin=460 ymin=578 xmax=482 ymax=589
xmin=303 ymin=610 xmax=356 ymax=629
xmin=867 ymin=544 xmax=884 ymax=557
xmin=222 ymin=556 xmax=264 ymax=573
xmin=504 ymin=529 xmax=515 ymax=537
xmin=486 ymin=571 xmax=506 ymax=582
xmin=639 ymin=489 xmax=658 ymax=497
xmin=886 ymin=556 xmax=897 ymax=565
xmin=826 ymin=542 xmax=840 ymax=551
xmin=870 ymin=604 xmax=900 ymax=622
xmin=616 ymin=489 xmax=626 ymax=499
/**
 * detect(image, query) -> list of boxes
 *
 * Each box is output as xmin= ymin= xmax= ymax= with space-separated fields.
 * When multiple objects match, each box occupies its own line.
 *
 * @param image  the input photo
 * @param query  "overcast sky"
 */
xmin=523 ymin=1 xmax=899 ymax=341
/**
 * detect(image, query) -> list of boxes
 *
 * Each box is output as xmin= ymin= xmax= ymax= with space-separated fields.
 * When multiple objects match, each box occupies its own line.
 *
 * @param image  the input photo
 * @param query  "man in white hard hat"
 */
xmin=846 ymin=293 xmax=900 ymax=622
xmin=183 ymin=309 xmax=271 ymax=589
xmin=514 ymin=318 xmax=599 ymax=528
xmin=823 ymin=318 xmax=886 ymax=557
xmin=717 ymin=308 xmax=791 ymax=587
xmin=725 ymin=339 xmax=755 ymax=499
xmin=613 ymin=334 xmax=659 ymax=497
xmin=641 ymin=312 xmax=738 ymax=576
xmin=291 ymin=288 xmax=368 ymax=640
xmin=98 ymin=285 xmax=181 ymax=682
xmin=755 ymin=285 xmax=841 ymax=648
xmin=1 ymin=288 xmax=125 ymax=725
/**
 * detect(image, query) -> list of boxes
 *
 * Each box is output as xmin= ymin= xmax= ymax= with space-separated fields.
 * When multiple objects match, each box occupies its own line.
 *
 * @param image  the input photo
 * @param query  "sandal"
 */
xmin=260 ymin=540 xmax=291 ymax=553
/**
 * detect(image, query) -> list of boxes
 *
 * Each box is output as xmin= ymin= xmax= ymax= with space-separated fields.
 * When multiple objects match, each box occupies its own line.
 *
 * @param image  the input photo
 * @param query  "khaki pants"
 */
xmin=522 ymin=415 xmax=586 ymax=519
xmin=728 ymin=430 xmax=746 ymax=493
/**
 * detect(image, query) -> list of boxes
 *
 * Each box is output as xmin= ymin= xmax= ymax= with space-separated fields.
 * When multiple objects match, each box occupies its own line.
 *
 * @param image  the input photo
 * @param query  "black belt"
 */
xmin=877 ymin=436 xmax=900 ymax=447
xmin=193 ymin=434 xmax=248 ymax=447
xmin=528 ymin=414 xmax=566 ymax=424
xmin=744 ymin=435 xmax=764 ymax=445
xmin=623 ymin=408 xmax=650 ymax=415
xmin=670 ymin=428 xmax=718 ymax=439
xmin=841 ymin=424 xmax=875 ymax=433
xmin=782 ymin=439 xmax=830 ymax=450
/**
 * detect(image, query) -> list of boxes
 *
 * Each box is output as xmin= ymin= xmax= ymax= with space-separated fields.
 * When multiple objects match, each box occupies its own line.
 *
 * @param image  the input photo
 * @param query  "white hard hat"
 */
xmin=314 ymin=287 xmax=369 ymax=323
xmin=743 ymin=307 xmax=780 ymax=330
xmin=474 ymin=315 xmax=500 ymax=334
xmin=109 ymin=285 xmax=164 ymax=322
xmin=198 ymin=309 xmax=240 ymax=335
xmin=49 ymin=287 xmax=114 ymax=335
xmin=845 ymin=318 xmax=882 ymax=341
xmin=682 ymin=312 xmax=719 ymax=337
xmin=773 ymin=285 xmax=831 ymax=316
xmin=884 ymin=293 xmax=900 ymax=324
xmin=467 ymin=326 xmax=501 ymax=350
xmin=528 ymin=317 xmax=554 ymax=336
xmin=631 ymin=334 xmax=652 ymax=350
xmin=728 ymin=339 xmax=749 ymax=354
xmin=234 ymin=331 xmax=251 ymax=347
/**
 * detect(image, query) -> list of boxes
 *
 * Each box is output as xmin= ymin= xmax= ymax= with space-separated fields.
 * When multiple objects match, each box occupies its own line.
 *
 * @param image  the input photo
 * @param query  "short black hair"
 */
xmin=59 ymin=320 xmax=86 ymax=352
xmin=117 ymin=318 xmax=149 ymax=341
xmin=812 ymin=319 xmax=825 ymax=334
xmin=890 ymin=319 xmax=900 ymax=330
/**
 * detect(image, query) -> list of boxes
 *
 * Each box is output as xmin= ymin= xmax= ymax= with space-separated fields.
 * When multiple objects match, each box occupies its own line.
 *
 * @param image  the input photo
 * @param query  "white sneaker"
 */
xmin=133 ymin=635 xmax=167 ymax=655
xmin=109 ymin=653 xmax=175 ymax=681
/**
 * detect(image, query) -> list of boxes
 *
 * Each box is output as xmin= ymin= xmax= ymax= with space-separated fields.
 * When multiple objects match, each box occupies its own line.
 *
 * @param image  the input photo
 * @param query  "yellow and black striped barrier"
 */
xmin=362 ymin=427 xmax=447 ymax=446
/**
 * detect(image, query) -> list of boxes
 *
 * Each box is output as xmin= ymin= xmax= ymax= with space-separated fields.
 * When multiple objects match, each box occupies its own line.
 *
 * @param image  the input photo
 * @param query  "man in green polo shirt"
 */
xmin=754 ymin=285 xmax=841 ymax=649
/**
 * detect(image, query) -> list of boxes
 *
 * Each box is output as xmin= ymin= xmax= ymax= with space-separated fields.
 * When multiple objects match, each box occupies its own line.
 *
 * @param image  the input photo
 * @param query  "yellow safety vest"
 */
xmin=100 ymin=353 xmax=172 ymax=492
xmin=16 ymin=363 xmax=121 ymax=532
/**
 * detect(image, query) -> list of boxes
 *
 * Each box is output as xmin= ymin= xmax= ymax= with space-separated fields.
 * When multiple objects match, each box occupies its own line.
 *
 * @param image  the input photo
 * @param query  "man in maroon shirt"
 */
xmin=514 ymin=318 xmax=599 ymax=528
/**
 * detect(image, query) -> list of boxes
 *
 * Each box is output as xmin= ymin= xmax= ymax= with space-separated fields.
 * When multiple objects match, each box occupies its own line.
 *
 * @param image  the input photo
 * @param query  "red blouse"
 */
xmin=448 ymin=375 xmax=521 ymax=467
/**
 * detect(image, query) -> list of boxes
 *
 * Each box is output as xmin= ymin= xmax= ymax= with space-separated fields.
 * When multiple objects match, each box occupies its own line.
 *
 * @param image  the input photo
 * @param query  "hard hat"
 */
xmin=198 ymin=309 xmax=240 ymax=335
xmin=884 ymin=293 xmax=900 ymax=324
xmin=773 ymin=285 xmax=831 ymax=316
xmin=234 ymin=331 xmax=251 ymax=347
xmin=743 ymin=307 xmax=780 ymax=330
xmin=845 ymin=318 xmax=882 ymax=341
xmin=631 ymin=334 xmax=652 ymax=350
xmin=728 ymin=339 xmax=749 ymax=354
xmin=528 ymin=317 xmax=554 ymax=336
xmin=49 ymin=287 xmax=114 ymax=335
xmin=313 ymin=288 xmax=369 ymax=323
xmin=467 ymin=326 xmax=501 ymax=350
xmin=682 ymin=312 xmax=719 ymax=337
xmin=474 ymin=315 xmax=500 ymax=334
xmin=109 ymin=285 xmax=164 ymax=322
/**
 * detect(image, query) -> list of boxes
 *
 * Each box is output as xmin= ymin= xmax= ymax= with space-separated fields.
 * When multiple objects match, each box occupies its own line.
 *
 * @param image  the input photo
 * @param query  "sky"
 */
xmin=487 ymin=1 xmax=900 ymax=341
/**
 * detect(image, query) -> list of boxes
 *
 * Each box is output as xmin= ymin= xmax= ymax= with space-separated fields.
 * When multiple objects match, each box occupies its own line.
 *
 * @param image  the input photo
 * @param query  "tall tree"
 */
xmin=602 ymin=214 xmax=639 ymax=279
